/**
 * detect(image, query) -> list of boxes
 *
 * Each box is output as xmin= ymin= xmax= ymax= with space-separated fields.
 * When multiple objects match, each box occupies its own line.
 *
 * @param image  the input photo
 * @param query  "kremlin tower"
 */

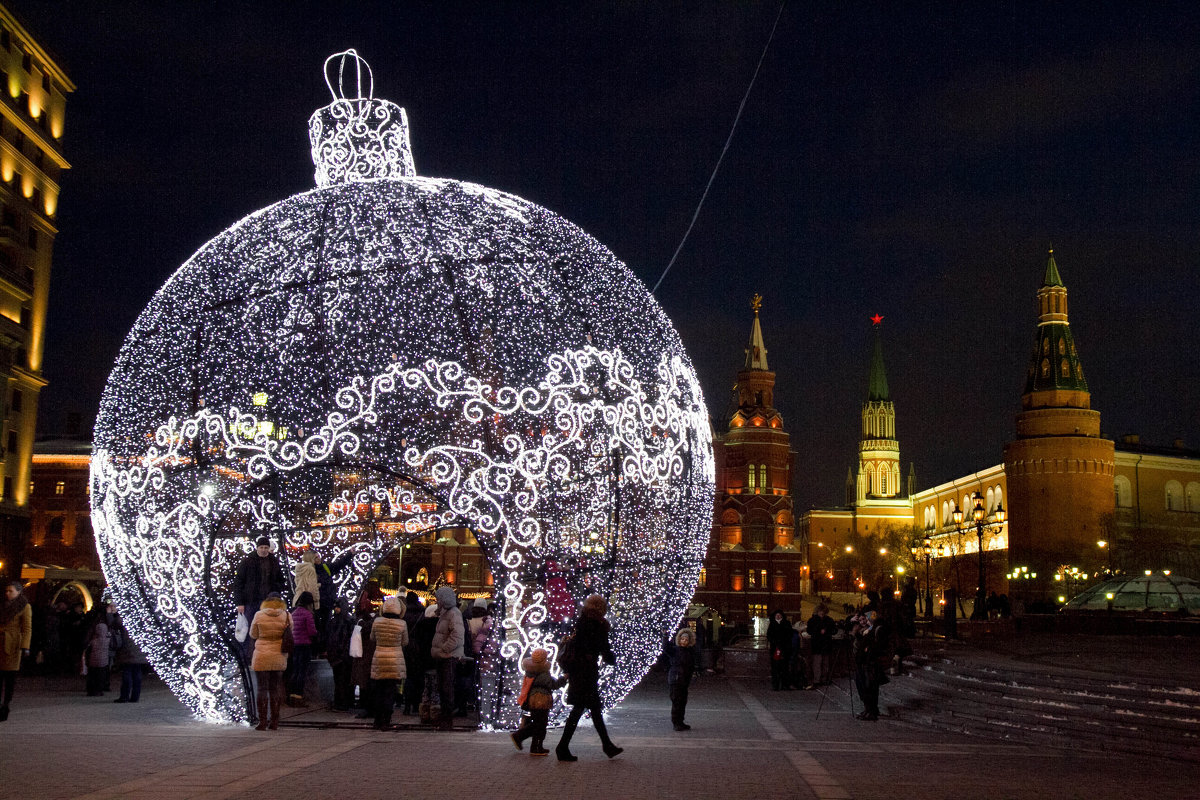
xmin=1002 ymin=251 xmax=1115 ymax=598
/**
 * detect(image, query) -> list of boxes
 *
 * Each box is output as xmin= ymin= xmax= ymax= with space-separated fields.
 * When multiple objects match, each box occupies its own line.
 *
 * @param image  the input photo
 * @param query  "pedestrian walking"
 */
xmin=249 ymin=591 xmax=291 ymax=730
xmin=287 ymin=591 xmax=318 ymax=706
xmin=369 ymin=595 xmax=408 ymax=730
xmin=666 ymin=627 xmax=696 ymax=731
xmin=510 ymin=648 xmax=564 ymax=755
xmin=112 ymin=615 xmax=149 ymax=703
xmin=1 ymin=581 xmax=32 ymax=721
xmin=555 ymin=594 xmax=623 ymax=761
xmin=400 ymin=591 xmax=425 ymax=715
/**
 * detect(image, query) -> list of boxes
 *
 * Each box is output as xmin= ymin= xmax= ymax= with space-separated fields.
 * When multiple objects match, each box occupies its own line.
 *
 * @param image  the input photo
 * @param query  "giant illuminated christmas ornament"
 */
xmin=91 ymin=51 xmax=714 ymax=725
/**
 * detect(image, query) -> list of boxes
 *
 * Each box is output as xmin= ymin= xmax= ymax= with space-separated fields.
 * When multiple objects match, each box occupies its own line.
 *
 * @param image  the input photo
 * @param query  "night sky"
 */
xmin=18 ymin=2 xmax=1200 ymax=508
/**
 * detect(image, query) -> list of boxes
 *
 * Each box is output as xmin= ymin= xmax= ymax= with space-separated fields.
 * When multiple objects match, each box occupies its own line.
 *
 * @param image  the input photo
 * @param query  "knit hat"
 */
xmin=255 ymin=535 xmax=271 ymax=547
xmin=473 ymin=597 xmax=489 ymax=609
xmin=381 ymin=595 xmax=406 ymax=616
xmin=530 ymin=648 xmax=548 ymax=666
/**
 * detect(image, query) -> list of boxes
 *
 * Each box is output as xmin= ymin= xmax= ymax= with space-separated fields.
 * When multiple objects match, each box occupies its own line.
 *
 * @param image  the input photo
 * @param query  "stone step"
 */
xmin=912 ymin=661 xmax=1200 ymax=726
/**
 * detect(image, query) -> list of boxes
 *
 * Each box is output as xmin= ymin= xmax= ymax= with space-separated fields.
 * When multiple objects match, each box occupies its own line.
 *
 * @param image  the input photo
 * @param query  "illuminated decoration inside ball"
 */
xmin=91 ymin=50 xmax=714 ymax=725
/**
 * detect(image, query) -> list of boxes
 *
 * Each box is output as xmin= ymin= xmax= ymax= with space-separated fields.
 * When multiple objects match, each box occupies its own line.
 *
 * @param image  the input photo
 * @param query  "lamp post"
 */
xmin=921 ymin=535 xmax=933 ymax=619
xmin=952 ymin=491 xmax=1006 ymax=621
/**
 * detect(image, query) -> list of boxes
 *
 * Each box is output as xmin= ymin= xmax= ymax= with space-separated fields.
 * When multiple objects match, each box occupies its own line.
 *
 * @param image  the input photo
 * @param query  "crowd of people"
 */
xmin=762 ymin=589 xmax=913 ymax=721
xmin=232 ymin=537 xmax=503 ymax=735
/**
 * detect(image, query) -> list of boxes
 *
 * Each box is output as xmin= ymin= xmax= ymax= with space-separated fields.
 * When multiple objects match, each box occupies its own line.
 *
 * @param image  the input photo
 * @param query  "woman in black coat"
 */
xmin=555 ymin=594 xmax=622 ymax=761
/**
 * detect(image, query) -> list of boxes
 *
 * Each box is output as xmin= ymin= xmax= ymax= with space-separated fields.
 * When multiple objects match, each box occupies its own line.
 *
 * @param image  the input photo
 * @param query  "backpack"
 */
xmin=557 ymin=632 xmax=577 ymax=673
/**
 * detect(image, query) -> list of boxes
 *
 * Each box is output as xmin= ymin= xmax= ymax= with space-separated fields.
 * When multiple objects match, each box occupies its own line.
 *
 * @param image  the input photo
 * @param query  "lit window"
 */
xmin=760 ymin=569 xmax=767 ymax=586
xmin=697 ymin=567 xmax=706 ymax=589
xmin=880 ymin=472 xmax=887 ymax=495
xmin=747 ymin=464 xmax=755 ymax=490
xmin=1061 ymin=359 xmax=1069 ymax=377
xmin=55 ymin=481 xmax=64 ymax=495
xmin=758 ymin=464 xmax=767 ymax=489
xmin=747 ymin=569 xmax=755 ymax=588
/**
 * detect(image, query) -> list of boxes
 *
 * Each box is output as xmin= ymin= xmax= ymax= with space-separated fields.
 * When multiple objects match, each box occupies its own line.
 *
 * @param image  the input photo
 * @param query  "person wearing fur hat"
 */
xmin=430 ymin=585 xmax=463 ymax=730
xmin=233 ymin=535 xmax=285 ymax=663
xmin=555 ymin=594 xmax=622 ymax=761
xmin=666 ymin=627 xmax=696 ymax=731
xmin=287 ymin=591 xmax=319 ymax=706
xmin=511 ymin=648 xmax=565 ymax=755
xmin=370 ymin=594 xmax=409 ymax=730
xmin=294 ymin=551 xmax=321 ymax=612
xmin=249 ymin=592 xmax=291 ymax=730
xmin=1 ymin=581 xmax=32 ymax=721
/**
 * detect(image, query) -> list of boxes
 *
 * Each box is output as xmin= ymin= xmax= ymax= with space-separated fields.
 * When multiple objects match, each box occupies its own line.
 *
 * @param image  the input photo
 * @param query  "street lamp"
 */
xmin=919 ymin=535 xmax=933 ymax=620
xmin=952 ymin=491 xmax=1006 ymax=621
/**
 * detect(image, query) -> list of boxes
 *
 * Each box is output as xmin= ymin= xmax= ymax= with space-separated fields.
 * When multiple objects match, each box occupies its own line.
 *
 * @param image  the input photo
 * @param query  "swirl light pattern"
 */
xmin=92 ymin=52 xmax=714 ymax=726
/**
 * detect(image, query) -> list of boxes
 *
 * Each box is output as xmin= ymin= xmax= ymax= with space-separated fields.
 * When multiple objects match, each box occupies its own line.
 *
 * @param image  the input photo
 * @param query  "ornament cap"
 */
xmin=308 ymin=49 xmax=416 ymax=187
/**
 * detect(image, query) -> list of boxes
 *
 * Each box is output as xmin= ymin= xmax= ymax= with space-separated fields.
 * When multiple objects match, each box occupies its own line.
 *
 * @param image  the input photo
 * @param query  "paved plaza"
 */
xmin=2 ymin=634 xmax=1197 ymax=800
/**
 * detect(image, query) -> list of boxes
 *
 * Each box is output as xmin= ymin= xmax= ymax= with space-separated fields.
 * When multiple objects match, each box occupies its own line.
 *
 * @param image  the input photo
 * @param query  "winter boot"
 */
xmin=255 ymin=695 xmax=269 ymax=731
xmin=530 ymin=738 xmax=549 ymax=756
xmin=0 ymin=704 xmax=9 ymax=722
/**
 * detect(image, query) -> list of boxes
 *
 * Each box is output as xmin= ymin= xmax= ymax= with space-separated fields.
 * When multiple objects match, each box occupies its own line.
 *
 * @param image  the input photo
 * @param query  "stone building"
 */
xmin=0 ymin=5 xmax=71 ymax=582
xmin=692 ymin=296 xmax=803 ymax=622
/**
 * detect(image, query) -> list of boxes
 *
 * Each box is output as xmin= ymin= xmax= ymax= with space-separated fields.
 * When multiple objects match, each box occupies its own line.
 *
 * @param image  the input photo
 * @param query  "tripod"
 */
xmin=814 ymin=637 xmax=855 ymax=720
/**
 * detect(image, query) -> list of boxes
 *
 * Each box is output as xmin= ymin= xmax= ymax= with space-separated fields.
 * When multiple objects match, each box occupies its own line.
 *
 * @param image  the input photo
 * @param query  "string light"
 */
xmin=91 ymin=51 xmax=714 ymax=726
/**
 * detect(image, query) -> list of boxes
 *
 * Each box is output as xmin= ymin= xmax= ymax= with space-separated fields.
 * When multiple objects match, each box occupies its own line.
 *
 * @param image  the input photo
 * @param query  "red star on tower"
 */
xmin=870 ymin=313 xmax=884 ymax=326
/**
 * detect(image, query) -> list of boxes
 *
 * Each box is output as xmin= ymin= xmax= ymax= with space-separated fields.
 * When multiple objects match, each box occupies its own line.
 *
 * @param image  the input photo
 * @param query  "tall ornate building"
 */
xmin=694 ymin=296 xmax=803 ymax=622
xmin=0 ymin=6 xmax=72 ymax=582
xmin=1001 ymin=251 xmax=1115 ymax=589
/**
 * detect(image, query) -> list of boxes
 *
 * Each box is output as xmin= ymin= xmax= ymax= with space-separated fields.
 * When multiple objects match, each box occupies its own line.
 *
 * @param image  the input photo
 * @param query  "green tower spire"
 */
xmin=1043 ymin=248 xmax=1064 ymax=287
xmin=867 ymin=324 xmax=890 ymax=402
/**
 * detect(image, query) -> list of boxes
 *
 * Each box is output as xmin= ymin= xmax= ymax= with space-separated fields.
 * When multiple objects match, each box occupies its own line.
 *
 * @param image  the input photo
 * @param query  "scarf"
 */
xmin=0 ymin=593 xmax=28 ymax=626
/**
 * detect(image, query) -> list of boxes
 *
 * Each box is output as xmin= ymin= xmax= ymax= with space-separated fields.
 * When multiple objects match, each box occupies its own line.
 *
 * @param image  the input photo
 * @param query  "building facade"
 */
xmin=693 ymin=296 xmax=804 ymax=622
xmin=0 ymin=5 xmax=71 ymax=582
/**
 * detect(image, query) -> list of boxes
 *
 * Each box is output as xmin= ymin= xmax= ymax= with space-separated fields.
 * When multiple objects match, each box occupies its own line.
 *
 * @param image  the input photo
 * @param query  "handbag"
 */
xmin=281 ymin=615 xmax=294 ymax=654
xmin=517 ymin=674 xmax=534 ymax=707
xmin=349 ymin=623 xmax=363 ymax=658
xmin=234 ymin=612 xmax=249 ymax=643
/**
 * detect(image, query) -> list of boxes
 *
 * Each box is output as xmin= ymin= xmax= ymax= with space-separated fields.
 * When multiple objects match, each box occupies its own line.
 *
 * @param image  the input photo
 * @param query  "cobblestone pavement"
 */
xmin=2 ymin=640 xmax=1196 ymax=800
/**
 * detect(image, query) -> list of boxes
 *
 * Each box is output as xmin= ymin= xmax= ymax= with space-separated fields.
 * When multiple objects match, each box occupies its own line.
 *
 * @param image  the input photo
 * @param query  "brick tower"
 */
xmin=1002 ymin=251 xmax=1115 ymax=602
xmin=694 ymin=295 xmax=802 ymax=623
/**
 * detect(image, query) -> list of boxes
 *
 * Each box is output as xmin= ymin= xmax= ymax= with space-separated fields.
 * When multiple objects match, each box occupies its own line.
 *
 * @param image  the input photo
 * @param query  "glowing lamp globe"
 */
xmin=91 ymin=51 xmax=714 ymax=724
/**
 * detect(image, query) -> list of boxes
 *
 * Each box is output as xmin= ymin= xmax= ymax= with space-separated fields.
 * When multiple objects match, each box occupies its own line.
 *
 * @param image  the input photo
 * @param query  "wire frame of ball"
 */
xmin=92 ymin=176 xmax=715 ymax=725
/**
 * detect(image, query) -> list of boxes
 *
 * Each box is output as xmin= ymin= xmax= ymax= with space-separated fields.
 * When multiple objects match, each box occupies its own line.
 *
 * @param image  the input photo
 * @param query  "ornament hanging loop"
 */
xmin=324 ymin=49 xmax=374 ymax=102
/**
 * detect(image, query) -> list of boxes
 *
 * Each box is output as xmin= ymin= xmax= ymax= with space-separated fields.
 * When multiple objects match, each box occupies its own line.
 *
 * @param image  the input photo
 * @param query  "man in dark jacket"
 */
xmin=805 ymin=604 xmax=838 ymax=688
xmin=852 ymin=610 xmax=890 ymax=721
xmin=232 ymin=535 xmax=285 ymax=661
xmin=325 ymin=599 xmax=355 ymax=711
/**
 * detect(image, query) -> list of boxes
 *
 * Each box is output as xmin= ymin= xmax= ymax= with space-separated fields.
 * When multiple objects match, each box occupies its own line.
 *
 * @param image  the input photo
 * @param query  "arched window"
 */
xmin=1041 ymin=359 xmax=1050 ymax=378
xmin=758 ymin=464 xmax=767 ymax=490
xmin=747 ymin=464 xmax=755 ymax=490
xmin=879 ymin=470 xmax=887 ymax=496
xmin=1166 ymin=481 xmax=1184 ymax=511
xmin=1114 ymin=475 xmax=1133 ymax=508
xmin=1187 ymin=483 xmax=1200 ymax=512
xmin=986 ymin=487 xmax=995 ymax=511
xmin=1061 ymin=359 xmax=1070 ymax=377
xmin=942 ymin=500 xmax=950 ymax=525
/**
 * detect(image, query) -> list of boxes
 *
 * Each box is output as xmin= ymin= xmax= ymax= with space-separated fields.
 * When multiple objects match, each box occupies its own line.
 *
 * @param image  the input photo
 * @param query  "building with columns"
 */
xmin=0 ymin=5 xmax=71 ymax=583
